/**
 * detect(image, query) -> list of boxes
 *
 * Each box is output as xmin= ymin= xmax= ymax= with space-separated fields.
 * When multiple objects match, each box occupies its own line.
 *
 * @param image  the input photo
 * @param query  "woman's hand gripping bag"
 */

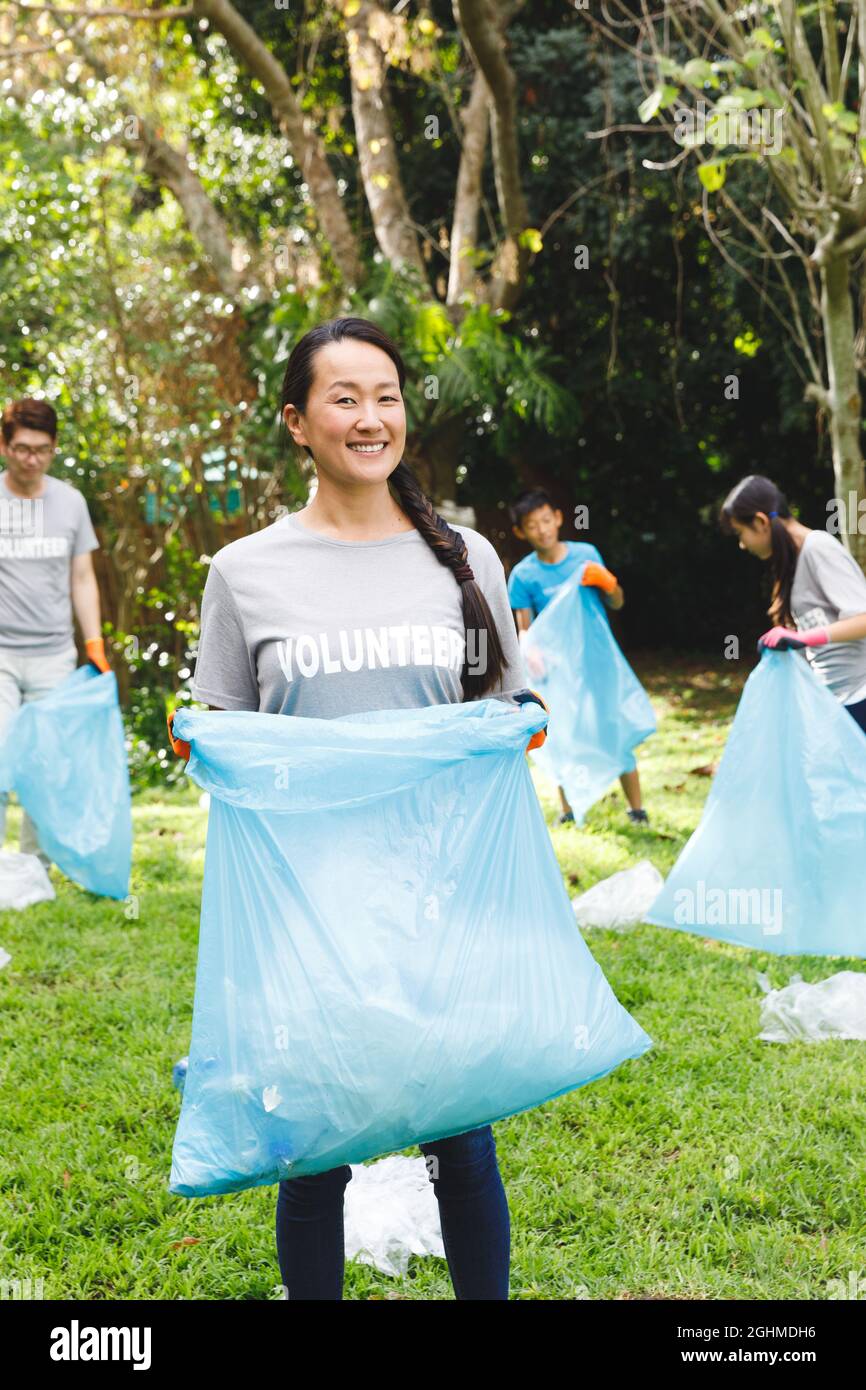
xmin=647 ymin=649 xmax=866 ymax=955
xmin=523 ymin=570 xmax=656 ymax=823
xmin=169 ymin=699 xmax=651 ymax=1196
xmin=0 ymin=665 xmax=131 ymax=899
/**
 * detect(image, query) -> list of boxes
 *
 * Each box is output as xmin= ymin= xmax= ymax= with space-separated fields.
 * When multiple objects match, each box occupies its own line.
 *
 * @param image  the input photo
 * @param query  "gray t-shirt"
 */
xmin=791 ymin=529 xmax=866 ymax=704
xmin=0 ymin=471 xmax=98 ymax=652
xmin=190 ymin=511 xmax=528 ymax=717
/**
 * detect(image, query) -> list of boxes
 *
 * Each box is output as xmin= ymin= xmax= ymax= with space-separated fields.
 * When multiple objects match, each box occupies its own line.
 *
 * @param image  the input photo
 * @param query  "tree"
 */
xmin=584 ymin=0 xmax=866 ymax=567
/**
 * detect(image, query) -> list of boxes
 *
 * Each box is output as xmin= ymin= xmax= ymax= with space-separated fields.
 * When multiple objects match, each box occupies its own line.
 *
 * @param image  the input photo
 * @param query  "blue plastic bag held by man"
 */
xmin=522 ymin=568 xmax=656 ymax=824
xmin=169 ymin=698 xmax=652 ymax=1197
xmin=0 ymin=665 xmax=131 ymax=899
xmin=647 ymin=649 xmax=866 ymax=955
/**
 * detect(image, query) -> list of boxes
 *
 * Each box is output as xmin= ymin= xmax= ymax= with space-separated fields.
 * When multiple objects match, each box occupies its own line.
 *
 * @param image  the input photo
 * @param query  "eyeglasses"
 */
xmin=7 ymin=444 xmax=55 ymax=461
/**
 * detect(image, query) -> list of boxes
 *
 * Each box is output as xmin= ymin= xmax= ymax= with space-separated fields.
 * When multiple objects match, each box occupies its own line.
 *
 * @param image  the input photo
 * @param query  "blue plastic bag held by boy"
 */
xmin=0 ymin=665 xmax=131 ymax=899
xmin=169 ymin=698 xmax=651 ymax=1196
xmin=522 ymin=567 xmax=656 ymax=823
xmin=647 ymin=649 xmax=866 ymax=955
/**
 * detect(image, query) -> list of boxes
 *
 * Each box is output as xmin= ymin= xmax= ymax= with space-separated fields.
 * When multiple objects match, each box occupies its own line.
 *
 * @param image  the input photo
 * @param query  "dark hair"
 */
xmin=720 ymin=474 xmax=797 ymax=626
xmin=279 ymin=316 xmax=508 ymax=698
xmin=1 ymin=398 xmax=57 ymax=443
xmin=509 ymin=488 xmax=557 ymax=527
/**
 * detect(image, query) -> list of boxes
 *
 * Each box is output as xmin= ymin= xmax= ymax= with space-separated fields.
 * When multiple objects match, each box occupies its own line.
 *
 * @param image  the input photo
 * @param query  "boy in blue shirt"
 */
xmin=507 ymin=488 xmax=648 ymax=826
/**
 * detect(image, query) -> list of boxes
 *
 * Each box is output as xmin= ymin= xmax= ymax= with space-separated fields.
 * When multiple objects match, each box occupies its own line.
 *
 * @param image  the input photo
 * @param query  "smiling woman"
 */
xmin=183 ymin=315 xmax=555 ymax=1299
xmin=279 ymin=325 xmax=412 ymax=538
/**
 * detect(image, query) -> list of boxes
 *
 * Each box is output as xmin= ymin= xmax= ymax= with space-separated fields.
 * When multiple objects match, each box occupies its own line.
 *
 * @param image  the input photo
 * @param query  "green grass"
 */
xmin=2 ymin=654 xmax=864 ymax=1301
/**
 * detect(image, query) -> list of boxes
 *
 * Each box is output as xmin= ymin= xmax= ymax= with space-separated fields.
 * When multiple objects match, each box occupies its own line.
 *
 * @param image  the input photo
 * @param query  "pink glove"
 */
xmin=759 ymin=625 xmax=828 ymax=650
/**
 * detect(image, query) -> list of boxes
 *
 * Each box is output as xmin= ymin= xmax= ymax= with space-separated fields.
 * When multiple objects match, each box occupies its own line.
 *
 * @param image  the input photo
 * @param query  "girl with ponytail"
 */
xmin=188 ymin=317 xmax=541 ymax=1300
xmin=720 ymin=474 xmax=866 ymax=733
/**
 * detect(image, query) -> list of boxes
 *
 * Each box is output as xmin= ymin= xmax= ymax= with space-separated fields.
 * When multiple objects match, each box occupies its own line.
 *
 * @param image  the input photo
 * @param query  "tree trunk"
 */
xmin=56 ymin=23 xmax=253 ymax=300
xmin=338 ymin=2 xmax=427 ymax=279
xmin=453 ymin=0 xmax=532 ymax=313
xmin=192 ymin=0 xmax=364 ymax=287
xmin=821 ymin=254 xmax=866 ymax=570
xmin=447 ymin=69 xmax=490 ymax=306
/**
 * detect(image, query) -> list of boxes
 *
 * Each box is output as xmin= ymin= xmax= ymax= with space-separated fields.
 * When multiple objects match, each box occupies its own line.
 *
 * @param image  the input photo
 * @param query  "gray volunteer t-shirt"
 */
xmin=791 ymin=529 xmax=866 ymax=704
xmin=191 ymin=512 xmax=528 ymax=717
xmin=0 ymin=471 xmax=98 ymax=652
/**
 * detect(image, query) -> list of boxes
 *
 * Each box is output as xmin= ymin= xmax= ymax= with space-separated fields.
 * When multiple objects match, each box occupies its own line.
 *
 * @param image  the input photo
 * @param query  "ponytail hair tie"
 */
xmin=769 ymin=510 xmax=778 ymax=519
xmin=453 ymin=562 xmax=475 ymax=585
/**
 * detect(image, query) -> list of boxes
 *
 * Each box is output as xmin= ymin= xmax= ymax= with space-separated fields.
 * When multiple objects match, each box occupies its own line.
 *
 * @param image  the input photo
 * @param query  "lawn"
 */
xmin=2 ymin=654 xmax=864 ymax=1301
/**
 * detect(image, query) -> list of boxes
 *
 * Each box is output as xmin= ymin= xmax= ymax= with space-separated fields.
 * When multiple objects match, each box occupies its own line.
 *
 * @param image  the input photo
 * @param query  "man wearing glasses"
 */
xmin=0 ymin=397 xmax=109 ymax=863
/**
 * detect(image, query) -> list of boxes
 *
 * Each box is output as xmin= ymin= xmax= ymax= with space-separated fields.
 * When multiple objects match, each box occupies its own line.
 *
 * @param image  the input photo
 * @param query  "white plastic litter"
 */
xmin=344 ymin=1154 xmax=445 ymax=1277
xmin=758 ymin=971 xmax=866 ymax=1043
xmin=0 ymin=947 xmax=10 ymax=969
xmin=572 ymin=860 xmax=664 ymax=930
xmin=0 ymin=851 xmax=55 ymax=910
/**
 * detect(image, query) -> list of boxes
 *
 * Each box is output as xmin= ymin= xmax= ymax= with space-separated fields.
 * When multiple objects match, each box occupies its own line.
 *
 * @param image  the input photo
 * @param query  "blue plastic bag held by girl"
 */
xmin=647 ymin=649 xmax=866 ymax=955
xmin=169 ymin=698 xmax=651 ymax=1196
xmin=523 ymin=568 xmax=656 ymax=822
xmin=0 ymin=665 xmax=131 ymax=899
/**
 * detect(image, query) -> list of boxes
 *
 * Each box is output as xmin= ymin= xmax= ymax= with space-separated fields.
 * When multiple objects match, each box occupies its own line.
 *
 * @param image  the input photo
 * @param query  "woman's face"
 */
xmin=730 ymin=514 xmax=773 ymax=560
xmin=282 ymin=340 xmax=407 ymax=487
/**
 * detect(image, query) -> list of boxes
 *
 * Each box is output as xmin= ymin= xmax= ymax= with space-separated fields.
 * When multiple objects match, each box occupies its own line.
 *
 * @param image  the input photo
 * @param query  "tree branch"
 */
xmin=329 ymin=0 xmax=426 ymax=279
xmin=191 ymin=0 xmax=363 ymax=286
xmin=452 ymin=0 xmax=532 ymax=311
xmin=54 ymin=21 xmax=256 ymax=298
xmin=12 ymin=4 xmax=192 ymax=17
xmin=700 ymin=186 xmax=810 ymax=388
xmin=447 ymin=65 xmax=489 ymax=304
xmin=719 ymin=187 xmax=823 ymax=384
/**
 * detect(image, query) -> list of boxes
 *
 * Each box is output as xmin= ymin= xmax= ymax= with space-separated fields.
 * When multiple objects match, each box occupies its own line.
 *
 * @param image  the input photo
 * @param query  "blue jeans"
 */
xmin=275 ymin=1125 xmax=510 ymax=1300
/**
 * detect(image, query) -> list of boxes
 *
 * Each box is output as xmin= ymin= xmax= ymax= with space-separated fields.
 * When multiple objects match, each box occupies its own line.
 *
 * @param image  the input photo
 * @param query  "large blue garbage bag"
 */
xmin=169 ymin=698 xmax=652 ymax=1196
xmin=523 ymin=569 xmax=656 ymax=822
xmin=0 ymin=665 xmax=131 ymax=900
xmin=647 ymin=649 xmax=866 ymax=956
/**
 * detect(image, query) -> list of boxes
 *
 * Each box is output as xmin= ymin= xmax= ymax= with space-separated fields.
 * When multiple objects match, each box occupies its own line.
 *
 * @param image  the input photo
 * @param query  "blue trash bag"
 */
xmin=523 ymin=568 xmax=656 ymax=822
xmin=169 ymin=698 xmax=652 ymax=1196
xmin=647 ymin=649 xmax=866 ymax=956
xmin=0 ymin=665 xmax=131 ymax=899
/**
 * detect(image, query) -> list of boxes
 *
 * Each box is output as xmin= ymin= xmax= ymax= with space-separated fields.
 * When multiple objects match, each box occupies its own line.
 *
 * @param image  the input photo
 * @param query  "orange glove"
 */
xmin=85 ymin=637 xmax=111 ymax=673
xmin=167 ymin=709 xmax=191 ymax=762
xmin=580 ymin=561 xmax=618 ymax=595
xmin=514 ymin=689 xmax=549 ymax=752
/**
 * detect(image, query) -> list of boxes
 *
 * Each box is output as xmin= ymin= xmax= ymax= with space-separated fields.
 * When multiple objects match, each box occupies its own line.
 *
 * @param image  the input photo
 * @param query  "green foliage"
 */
xmin=4 ymin=658 xmax=866 ymax=1299
xmin=0 ymin=3 xmax=834 ymax=787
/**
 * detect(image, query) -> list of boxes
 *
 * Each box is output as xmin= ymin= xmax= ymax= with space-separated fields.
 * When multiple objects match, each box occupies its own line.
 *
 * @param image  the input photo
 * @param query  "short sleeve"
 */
xmin=802 ymin=535 xmax=866 ymax=621
xmin=466 ymin=533 xmax=528 ymax=703
xmin=72 ymin=492 xmax=99 ymax=556
xmin=507 ymin=562 xmax=533 ymax=612
xmin=190 ymin=562 xmax=260 ymax=711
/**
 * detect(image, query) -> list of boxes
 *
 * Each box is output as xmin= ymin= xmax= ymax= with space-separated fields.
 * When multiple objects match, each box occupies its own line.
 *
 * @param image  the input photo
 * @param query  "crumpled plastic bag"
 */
xmin=572 ymin=861 xmax=664 ymax=930
xmin=757 ymin=971 xmax=866 ymax=1042
xmin=647 ymin=649 xmax=866 ymax=956
xmin=0 ymin=666 xmax=131 ymax=899
xmin=0 ymin=947 xmax=10 ymax=970
xmin=344 ymin=1155 xmax=444 ymax=1277
xmin=523 ymin=570 xmax=656 ymax=823
xmin=169 ymin=697 xmax=652 ymax=1196
xmin=0 ymin=850 xmax=55 ymax=910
